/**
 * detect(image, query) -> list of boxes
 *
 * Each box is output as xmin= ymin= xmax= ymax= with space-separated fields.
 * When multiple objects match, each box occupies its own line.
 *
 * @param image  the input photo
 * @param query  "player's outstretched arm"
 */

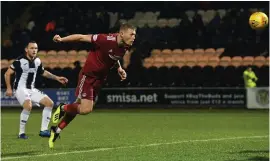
xmin=4 ymin=68 xmax=15 ymax=96
xmin=53 ymin=34 xmax=92 ymax=43
xmin=42 ymin=70 xmax=68 ymax=85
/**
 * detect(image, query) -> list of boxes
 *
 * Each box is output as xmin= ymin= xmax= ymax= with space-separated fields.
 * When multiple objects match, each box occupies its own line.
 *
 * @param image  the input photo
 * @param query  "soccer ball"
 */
xmin=249 ymin=12 xmax=269 ymax=29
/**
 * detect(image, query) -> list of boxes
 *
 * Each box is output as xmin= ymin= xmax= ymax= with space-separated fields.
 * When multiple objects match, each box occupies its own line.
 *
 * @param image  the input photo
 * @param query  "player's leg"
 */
xmin=56 ymin=98 xmax=81 ymax=132
xmin=52 ymin=73 xmax=96 ymax=123
xmin=15 ymin=88 xmax=32 ymax=139
xmin=31 ymin=88 xmax=53 ymax=137
xmin=53 ymin=87 xmax=95 ymax=119
xmin=61 ymin=75 xmax=98 ymax=115
xmin=52 ymin=72 xmax=84 ymax=124
xmin=62 ymin=98 xmax=94 ymax=115
xmin=49 ymin=99 xmax=95 ymax=148
xmin=49 ymin=77 xmax=98 ymax=148
xmin=49 ymin=98 xmax=81 ymax=148
xmin=38 ymin=96 xmax=54 ymax=137
xmin=51 ymin=98 xmax=94 ymax=134
xmin=19 ymin=100 xmax=32 ymax=139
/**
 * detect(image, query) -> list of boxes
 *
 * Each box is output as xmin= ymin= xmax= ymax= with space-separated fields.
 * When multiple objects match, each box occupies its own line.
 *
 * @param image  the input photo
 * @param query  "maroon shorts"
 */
xmin=75 ymin=71 xmax=104 ymax=101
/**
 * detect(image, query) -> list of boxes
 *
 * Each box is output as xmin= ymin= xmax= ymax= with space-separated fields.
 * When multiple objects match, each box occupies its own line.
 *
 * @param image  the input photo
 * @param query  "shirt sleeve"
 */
xmin=252 ymin=72 xmax=258 ymax=80
xmin=37 ymin=63 xmax=45 ymax=75
xmin=10 ymin=60 xmax=20 ymax=71
xmin=90 ymin=34 xmax=107 ymax=47
xmin=243 ymin=71 xmax=248 ymax=77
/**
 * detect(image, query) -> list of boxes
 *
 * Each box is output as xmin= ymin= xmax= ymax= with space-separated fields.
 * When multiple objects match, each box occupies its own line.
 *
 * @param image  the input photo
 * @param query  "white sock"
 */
xmin=41 ymin=107 xmax=52 ymax=131
xmin=56 ymin=127 xmax=62 ymax=133
xmin=19 ymin=109 xmax=30 ymax=135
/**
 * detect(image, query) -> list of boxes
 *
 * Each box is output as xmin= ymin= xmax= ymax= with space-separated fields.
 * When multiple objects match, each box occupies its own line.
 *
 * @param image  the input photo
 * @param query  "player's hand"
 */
xmin=53 ymin=35 xmax=62 ymax=42
xmin=56 ymin=76 xmax=68 ymax=85
xmin=6 ymin=88 xmax=13 ymax=97
xmin=118 ymin=68 xmax=127 ymax=81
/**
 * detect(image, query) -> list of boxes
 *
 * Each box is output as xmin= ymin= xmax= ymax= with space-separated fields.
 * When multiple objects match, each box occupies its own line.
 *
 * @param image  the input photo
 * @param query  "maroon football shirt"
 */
xmin=82 ymin=33 xmax=129 ymax=78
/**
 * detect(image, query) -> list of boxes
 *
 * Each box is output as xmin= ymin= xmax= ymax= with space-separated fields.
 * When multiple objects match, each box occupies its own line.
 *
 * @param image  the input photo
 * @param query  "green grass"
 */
xmin=1 ymin=109 xmax=269 ymax=161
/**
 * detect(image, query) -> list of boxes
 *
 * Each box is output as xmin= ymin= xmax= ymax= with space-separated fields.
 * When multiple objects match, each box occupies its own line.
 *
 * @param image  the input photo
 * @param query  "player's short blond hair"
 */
xmin=119 ymin=23 xmax=136 ymax=31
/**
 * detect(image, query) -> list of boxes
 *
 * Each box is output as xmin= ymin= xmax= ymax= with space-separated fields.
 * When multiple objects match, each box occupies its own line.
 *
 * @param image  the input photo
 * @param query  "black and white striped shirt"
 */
xmin=10 ymin=55 xmax=44 ymax=90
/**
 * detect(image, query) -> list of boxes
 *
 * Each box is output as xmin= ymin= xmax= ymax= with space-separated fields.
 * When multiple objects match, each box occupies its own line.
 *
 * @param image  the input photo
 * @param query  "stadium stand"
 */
xmin=1 ymin=2 xmax=269 ymax=88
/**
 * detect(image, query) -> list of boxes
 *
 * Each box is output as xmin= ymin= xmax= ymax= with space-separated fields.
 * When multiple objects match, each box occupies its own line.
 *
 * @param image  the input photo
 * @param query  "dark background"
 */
xmin=1 ymin=1 xmax=269 ymax=90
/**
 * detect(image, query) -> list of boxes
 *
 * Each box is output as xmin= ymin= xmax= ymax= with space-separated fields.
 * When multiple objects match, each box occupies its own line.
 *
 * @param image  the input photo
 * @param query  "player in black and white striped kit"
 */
xmin=5 ymin=41 xmax=68 ymax=139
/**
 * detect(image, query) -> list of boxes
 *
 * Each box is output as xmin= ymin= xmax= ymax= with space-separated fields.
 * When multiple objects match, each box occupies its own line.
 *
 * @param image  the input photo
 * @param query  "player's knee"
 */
xmin=41 ymin=97 xmax=54 ymax=108
xmin=23 ymin=100 xmax=32 ymax=111
xmin=80 ymin=107 xmax=93 ymax=115
xmin=80 ymin=110 xmax=90 ymax=115
xmin=80 ymin=104 xmax=93 ymax=115
xmin=45 ymin=99 xmax=54 ymax=108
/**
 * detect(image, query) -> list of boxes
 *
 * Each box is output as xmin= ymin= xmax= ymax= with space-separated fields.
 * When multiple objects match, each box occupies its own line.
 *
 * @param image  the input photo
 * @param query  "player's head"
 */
xmin=247 ymin=65 xmax=253 ymax=71
xmin=25 ymin=41 xmax=38 ymax=59
xmin=119 ymin=23 xmax=136 ymax=46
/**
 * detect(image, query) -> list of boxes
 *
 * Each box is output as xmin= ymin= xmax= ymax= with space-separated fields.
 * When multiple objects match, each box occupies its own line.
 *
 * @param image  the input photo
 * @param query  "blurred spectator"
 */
xmin=243 ymin=66 xmax=258 ymax=88
xmin=193 ymin=14 xmax=204 ymax=30
xmin=27 ymin=19 xmax=35 ymax=32
xmin=2 ymin=40 xmax=13 ymax=59
xmin=96 ymin=7 xmax=110 ymax=33
xmin=45 ymin=20 xmax=56 ymax=32
xmin=3 ymin=39 xmax=13 ymax=48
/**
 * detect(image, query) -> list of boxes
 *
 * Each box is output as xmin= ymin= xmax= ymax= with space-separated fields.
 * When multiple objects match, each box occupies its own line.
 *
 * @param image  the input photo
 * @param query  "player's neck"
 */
xmin=116 ymin=35 xmax=125 ymax=47
xmin=25 ymin=54 xmax=35 ymax=61
xmin=116 ymin=35 xmax=121 ymax=45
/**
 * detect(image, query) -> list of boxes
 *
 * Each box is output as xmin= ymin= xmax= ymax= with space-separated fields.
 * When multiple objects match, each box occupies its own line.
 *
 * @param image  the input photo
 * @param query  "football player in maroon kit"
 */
xmin=49 ymin=23 xmax=136 ymax=148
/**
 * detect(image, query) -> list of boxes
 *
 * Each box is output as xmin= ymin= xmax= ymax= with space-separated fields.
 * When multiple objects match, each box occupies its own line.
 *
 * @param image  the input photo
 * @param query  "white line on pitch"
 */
xmin=1 ymin=135 xmax=268 ymax=160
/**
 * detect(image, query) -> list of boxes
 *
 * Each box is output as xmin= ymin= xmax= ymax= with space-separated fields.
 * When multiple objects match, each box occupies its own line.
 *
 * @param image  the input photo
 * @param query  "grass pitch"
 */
xmin=1 ymin=108 xmax=269 ymax=161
